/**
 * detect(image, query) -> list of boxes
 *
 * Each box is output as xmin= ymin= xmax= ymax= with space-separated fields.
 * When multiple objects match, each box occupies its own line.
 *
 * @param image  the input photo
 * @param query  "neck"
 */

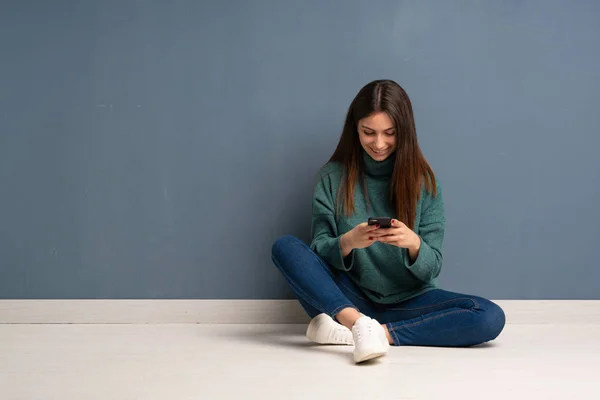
xmin=362 ymin=149 xmax=394 ymax=178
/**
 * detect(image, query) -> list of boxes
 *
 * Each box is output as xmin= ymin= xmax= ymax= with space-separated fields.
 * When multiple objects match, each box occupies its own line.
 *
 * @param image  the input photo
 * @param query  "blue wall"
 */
xmin=1 ymin=0 xmax=598 ymax=299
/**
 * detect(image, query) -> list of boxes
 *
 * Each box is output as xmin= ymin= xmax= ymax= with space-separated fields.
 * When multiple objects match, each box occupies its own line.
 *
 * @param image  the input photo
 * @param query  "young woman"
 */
xmin=271 ymin=80 xmax=505 ymax=363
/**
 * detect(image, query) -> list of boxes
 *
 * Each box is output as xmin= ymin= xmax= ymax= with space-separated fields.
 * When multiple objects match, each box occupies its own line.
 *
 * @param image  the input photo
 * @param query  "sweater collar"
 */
xmin=362 ymin=149 xmax=395 ymax=178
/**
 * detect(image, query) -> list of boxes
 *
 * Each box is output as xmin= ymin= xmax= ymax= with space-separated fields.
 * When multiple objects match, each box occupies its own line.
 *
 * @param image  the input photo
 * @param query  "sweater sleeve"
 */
xmin=404 ymin=182 xmax=446 ymax=282
xmin=309 ymin=174 xmax=356 ymax=271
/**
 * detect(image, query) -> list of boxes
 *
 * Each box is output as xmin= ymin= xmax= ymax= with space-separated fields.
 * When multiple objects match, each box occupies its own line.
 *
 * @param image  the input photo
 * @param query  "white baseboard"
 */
xmin=0 ymin=300 xmax=310 ymax=324
xmin=1 ymin=300 xmax=599 ymax=325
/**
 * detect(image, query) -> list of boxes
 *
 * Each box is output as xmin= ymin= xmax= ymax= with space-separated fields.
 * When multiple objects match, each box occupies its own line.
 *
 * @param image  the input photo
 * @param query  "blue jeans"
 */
xmin=271 ymin=235 xmax=505 ymax=347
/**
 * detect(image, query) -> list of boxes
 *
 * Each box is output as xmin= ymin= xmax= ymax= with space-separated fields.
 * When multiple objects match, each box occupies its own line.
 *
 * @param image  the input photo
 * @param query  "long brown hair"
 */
xmin=329 ymin=79 xmax=437 ymax=230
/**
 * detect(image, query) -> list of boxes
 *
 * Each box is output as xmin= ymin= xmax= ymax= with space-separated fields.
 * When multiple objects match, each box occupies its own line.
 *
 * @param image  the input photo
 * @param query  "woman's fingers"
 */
xmin=363 ymin=224 xmax=381 ymax=232
xmin=368 ymin=230 xmax=388 ymax=238
xmin=377 ymin=234 xmax=405 ymax=243
xmin=376 ymin=227 xmax=402 ymax=235
xmin=391 ymin=219 xmax=406 ymax=228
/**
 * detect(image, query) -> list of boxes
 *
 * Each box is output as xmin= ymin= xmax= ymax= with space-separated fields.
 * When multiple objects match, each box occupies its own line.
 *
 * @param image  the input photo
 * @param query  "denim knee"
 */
xmin=479 ymin=301 xmax=506 ymax=343
xmin=271 ymin=235 xmax=303 ymax=264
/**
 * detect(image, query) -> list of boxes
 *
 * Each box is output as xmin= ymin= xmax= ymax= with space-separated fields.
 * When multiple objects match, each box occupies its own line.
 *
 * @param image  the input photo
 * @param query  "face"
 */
xmin=357 ymin=112 xmax=396 ymax=161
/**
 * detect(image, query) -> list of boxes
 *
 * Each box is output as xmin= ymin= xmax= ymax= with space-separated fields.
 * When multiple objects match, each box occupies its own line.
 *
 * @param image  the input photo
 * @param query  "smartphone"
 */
xmin=368 ymin=217 xmax=392 ymax=228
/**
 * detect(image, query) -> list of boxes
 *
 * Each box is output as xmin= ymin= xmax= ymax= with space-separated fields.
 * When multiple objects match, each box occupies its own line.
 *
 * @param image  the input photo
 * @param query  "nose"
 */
xmin=375 ymin=135 xmax=386 ymax=149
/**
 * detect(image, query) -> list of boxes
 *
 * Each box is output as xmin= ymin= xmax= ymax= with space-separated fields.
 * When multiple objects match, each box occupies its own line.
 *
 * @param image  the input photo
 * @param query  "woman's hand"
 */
xmin=375 ymin=219 xmax=422 ymax=260
xmin=340 ymin=222 xmax=382 ymax=256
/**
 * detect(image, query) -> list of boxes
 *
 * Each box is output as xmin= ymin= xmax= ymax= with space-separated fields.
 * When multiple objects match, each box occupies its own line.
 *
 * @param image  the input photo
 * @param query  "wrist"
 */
xmin=407 ymin=235 xmax=421 ymax=263
xmin=340 ymin=233 xmax=354 ymax=257
xmin=410 ymin=235 xmax=421 ymax=252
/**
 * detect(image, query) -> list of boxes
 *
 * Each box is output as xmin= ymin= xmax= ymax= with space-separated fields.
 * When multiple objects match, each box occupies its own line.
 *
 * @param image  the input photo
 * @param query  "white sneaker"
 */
xmin=351 ymin=316 xmax=390 ymax=363
xmin=306 ymin=313 xmax=354 ymax=345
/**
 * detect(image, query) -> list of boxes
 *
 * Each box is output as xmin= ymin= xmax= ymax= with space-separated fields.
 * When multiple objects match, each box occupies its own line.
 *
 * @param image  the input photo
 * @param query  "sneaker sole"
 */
xmin=354 ymin=340 xmax=389 ymax=363
xmin=354 ymin=350 xmax=387 ymax=363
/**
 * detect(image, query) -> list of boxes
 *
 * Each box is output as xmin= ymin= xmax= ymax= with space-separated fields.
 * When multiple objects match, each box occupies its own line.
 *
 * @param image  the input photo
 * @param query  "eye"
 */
xmin=363 ymin=130 xmax=375 ymax=136
xmin=385 ymin=131 xmax=395 ymax=136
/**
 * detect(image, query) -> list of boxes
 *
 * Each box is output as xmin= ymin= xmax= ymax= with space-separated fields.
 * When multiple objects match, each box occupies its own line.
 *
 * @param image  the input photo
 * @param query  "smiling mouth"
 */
xmin=372 ymin=149 xmax=389 ymax=155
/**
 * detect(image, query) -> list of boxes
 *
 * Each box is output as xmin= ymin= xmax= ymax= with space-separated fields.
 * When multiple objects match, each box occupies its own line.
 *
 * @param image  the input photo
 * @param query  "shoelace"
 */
xmin=355 ymin=322 xmax=373 ymax=342
xmin=331 ymin=327 xmax=350 ymax=343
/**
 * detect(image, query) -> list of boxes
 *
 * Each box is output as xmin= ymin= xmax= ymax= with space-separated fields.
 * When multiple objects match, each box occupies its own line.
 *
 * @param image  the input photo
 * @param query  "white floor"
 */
xmin=1 ymin=323 xmax=599 ymax=400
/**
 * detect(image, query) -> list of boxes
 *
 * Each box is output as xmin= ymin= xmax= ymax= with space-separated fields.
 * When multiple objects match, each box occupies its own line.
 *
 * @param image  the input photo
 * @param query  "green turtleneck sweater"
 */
xmin=310 ymin=150 xmax=446 ymax=304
